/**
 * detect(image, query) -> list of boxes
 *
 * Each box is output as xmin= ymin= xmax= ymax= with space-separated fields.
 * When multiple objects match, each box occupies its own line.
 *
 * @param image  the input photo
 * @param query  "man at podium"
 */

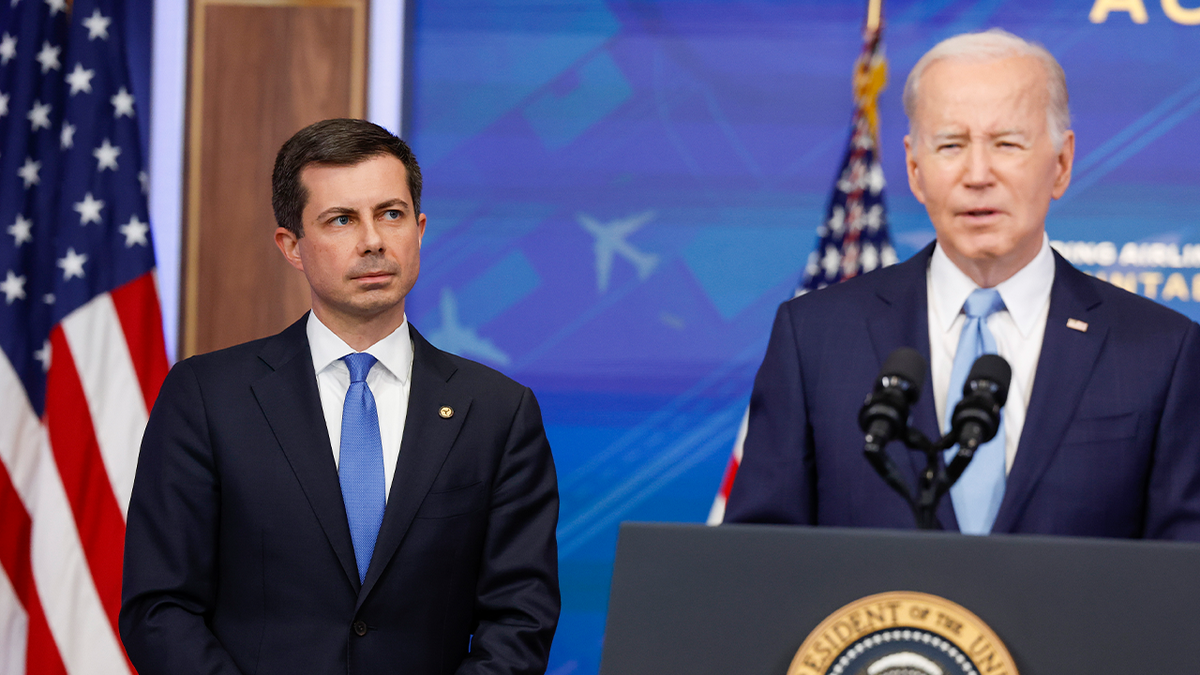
xmin=725 ymin=30 xmax=1200 ymax=539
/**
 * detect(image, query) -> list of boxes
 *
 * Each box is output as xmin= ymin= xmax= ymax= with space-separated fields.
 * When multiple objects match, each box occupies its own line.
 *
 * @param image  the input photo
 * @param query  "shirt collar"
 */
xmin=306 ymin=312 xmax=413 ymax=383
xmin=929 ymin=234 xmax=1055 ymax=338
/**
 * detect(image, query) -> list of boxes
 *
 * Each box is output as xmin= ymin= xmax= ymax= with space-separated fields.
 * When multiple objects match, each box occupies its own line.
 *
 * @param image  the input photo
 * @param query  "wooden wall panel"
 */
xmin=183 ymin=0 xmax=367 ymax=358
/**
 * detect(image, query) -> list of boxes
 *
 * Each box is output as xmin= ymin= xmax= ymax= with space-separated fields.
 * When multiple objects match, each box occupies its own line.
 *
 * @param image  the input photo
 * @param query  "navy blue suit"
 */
xmin=726 ymin=243 xmax=1200 ymax=539
xmin=120 ymin=316 xmax=559 ymax=674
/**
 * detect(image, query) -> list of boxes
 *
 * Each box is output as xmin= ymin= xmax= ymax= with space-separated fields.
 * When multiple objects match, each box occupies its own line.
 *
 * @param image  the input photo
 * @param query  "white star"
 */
xmin=57 ymin=248 xmax=87 ymax=280
xmin=93 ymin=139 xmax=120 ymax=171
xmin=827 ymin=205 xmax=845 ymax=234
xmin=864 ymin=204 xmax=884 ymax=231
xmin=860 ymin=242 xmax=879 ymax=272
xmin=119 ymin=215 xmax=149 ymax=247
xmin=138 ymin=170 xmax=149 ymax=195
xmin=34 ymin=340 xmax=51 ymax=372
xmin=43 ymin=293 xmax=55 ymax=304
xmin=0 ymin=91 xmax=8 ymax=118
xmin=17 ymin=157 xmax=40 ymax=188
xmin=27 ymin=100 xmax=51 ymax=131
xmin=0 ymin=33 xmax=16 ymax=65
xmin=881 ymin=244 xmax=899 ymax=267
xmin=82 ymin=8 xmax=112 ymax=40
xmin=1 ymin=270 xmax=26 ymax=304
xmin=35 ymin=41 xmax=61 ymax=73
xmin=65 ymin=63 xmax=95 ymax=95
xmin=60 ymin=122 xmax=75 ymax=149
xmin=866 ymin=161 xmax=886 ymax=195
xmin=110 ymin=87 xmax=135 ymax=118
xmin=44 ymin=0 xmax=66 ymax=15
xmin=74 ymin=192 xmax=104 ymax=225
xmin=7 ymin=214 xmax=32 ymax=246
xmin=821 ymin=244 xmax=841 ymax=279
xmin=804 ymin=250 xmax=820 ymax=277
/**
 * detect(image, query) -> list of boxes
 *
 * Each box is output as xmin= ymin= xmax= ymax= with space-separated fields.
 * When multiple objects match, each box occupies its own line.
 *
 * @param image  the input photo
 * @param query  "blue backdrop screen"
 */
xmin=406 ymin=2 xmax=1200 ymax=671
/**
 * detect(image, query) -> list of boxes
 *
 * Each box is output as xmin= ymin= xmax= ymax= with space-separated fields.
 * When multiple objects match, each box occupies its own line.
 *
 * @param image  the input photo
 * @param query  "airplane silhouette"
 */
xmin=576 ymin=210 xmax=659 ymax=293
xmin=427 ymin=288 xmax=511 ymax=366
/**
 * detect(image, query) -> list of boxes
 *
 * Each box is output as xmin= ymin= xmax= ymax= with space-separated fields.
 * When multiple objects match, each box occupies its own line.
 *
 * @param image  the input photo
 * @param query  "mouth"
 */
xmin=350 ymin=271 xmax=396 ymax=285
xmin=958 ymin=208 xmax=1003 ymax=222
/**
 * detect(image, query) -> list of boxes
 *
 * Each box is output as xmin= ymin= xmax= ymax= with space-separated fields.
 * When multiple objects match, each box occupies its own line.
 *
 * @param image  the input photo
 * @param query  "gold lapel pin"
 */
xmin=438 ymin=406 xmax=454 ymax=419
xmin=1066 ymin=318 xmax=1089 ymax=333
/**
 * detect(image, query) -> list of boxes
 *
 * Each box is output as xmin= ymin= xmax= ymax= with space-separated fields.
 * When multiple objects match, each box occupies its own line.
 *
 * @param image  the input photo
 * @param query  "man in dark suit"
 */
xmin=725 ymin=30 xmax=1200 ymax=539
xmin=120 ymin=119 xmax=559 ymax=673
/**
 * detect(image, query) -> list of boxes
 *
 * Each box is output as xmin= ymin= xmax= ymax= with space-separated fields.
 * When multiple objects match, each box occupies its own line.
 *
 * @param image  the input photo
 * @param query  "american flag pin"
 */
xmin=1066 ymin=318 xmax=1088 ymax=332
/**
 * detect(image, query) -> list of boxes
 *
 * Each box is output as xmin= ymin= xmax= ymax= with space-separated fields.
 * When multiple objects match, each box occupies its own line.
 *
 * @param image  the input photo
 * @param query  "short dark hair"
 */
xmin=271 ymin=118 xmax=423 ymax=237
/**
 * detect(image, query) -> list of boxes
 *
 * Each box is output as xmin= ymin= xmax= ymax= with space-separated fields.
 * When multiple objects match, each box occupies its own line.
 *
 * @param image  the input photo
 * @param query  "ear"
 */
xmin=275 ymin=227 xmax=305 ymax=271
xmin=417 ymin=213 xmax=427 ymax=248
xmin=904 ymin=134 xmax=927 ymax=205
xmin=1051 ymin=130 xmax=1075 ymax=200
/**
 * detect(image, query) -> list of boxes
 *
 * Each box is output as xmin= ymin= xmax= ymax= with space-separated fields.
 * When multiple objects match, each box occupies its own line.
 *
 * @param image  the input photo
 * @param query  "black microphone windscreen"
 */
xmin=880 ymin=347 xmax=927 ymax=399
xmin=966 ymin=354 xmax=1012 ymax=403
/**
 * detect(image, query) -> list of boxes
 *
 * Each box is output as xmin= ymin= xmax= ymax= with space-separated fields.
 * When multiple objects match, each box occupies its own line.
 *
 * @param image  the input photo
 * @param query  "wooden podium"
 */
xmin=600 ymin=522 xmax=1200 ymax=674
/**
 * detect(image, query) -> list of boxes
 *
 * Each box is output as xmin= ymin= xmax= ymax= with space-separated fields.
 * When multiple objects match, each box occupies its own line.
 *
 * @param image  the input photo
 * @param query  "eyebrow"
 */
xmin=928 ymin=129 xmax=1028 ymax=143
xmin=313 ymin=198 xmax=410 ymax=222
xmin=373 ymin=198 xmax=409 ymax=212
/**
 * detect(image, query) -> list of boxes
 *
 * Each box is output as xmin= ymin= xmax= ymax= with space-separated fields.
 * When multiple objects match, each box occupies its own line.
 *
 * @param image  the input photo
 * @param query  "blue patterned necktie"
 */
xmin=943 ymin=288 xmax=1007 ymax=535
xmin=339 ymin=353 xmax=385 ymax=583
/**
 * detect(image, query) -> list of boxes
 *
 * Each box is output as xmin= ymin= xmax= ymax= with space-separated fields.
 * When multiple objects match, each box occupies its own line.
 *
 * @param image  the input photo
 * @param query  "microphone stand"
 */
xmin=865 ymin=426 xmax=964 ymax=531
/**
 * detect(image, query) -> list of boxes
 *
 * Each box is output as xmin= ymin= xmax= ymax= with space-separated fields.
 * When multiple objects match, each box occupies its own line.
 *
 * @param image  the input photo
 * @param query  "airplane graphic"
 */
xmin=427 ymin=288 xmax=511 ymax=366
xmin=576 ymin=210 xmax=659 ymax=293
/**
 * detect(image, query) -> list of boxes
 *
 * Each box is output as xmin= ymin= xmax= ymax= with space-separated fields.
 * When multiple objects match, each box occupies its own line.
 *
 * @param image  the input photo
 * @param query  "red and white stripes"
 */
xmin=0 ymin=272 xmax=167 ymax=675
xmin=707 ymin=408 xmax=748 ymax=525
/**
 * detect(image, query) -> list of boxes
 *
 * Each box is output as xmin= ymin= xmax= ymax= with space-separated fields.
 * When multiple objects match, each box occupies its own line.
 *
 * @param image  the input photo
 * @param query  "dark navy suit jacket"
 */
xmin=726 ymin=243 xmax=1200 ymax=539
xmin=120 ymin=316 xmax=559 ymax=674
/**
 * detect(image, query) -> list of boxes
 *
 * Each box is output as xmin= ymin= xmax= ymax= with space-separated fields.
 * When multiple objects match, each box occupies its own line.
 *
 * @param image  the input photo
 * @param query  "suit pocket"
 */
xmin=415 ymin=481 xmax=486 ymax=519
xmin=1060 ymin=411 xmax=1139 ymax=445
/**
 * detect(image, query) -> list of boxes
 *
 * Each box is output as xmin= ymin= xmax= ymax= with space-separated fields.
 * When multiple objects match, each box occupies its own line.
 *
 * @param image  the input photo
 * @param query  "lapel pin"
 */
xmin=1066 ymin=318 xmax=1088 ymax=333
xmin=438 ymin=406 xmax=454 ymax=419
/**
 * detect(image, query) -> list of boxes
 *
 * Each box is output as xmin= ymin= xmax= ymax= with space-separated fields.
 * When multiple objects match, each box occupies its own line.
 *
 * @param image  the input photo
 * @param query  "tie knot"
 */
xmin=963 ymin=288 xmax=1005 ymax=319
xmin=343 ymin=352 xmax=378 ymax=383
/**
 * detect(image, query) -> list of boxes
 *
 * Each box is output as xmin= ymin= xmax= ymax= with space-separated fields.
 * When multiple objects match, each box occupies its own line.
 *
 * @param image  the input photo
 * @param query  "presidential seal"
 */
xmin=787 ymin=592 xmax=1018 ymax=675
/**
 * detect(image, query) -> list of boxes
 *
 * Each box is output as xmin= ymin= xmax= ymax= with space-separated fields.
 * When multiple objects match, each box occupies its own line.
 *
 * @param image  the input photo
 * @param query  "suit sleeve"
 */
xmin=1144 ymin=320 xmax=1200 ymax=540
xmin=724 ymin=300 xmax=818 ymax=524
xmin=119 ymin=360 xmax=243 ymax=674
xmin=457 ymin=386 xmax=560 ymax=675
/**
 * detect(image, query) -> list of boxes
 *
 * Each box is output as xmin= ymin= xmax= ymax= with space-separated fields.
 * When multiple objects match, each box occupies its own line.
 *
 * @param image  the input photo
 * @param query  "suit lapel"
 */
xmin=358 ymin=326 xmax=471 ymax=604
xmin=251 ymin=315 xmax=360 ymax=589
xmin=992 ymin=254 xmax=1107 ymax=532
xmin=865 ymin=243 xmax=957 ymax=529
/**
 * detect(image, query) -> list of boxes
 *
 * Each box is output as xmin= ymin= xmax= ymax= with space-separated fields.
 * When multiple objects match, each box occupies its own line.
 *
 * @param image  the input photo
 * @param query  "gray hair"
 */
xmin=902 ymin=28 xmax=1070 ymax=149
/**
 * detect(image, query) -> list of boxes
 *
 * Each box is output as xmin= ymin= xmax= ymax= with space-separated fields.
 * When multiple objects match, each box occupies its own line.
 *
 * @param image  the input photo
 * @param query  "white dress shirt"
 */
xmin=927 ymin=235 xmax=1055 ymax=473
xmin=307 ymin=312 xmax=413 ymax=498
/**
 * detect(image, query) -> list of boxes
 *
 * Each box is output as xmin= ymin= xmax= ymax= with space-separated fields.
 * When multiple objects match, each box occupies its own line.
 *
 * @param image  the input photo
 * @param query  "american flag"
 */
xmin=0 ymin=0 xmax=167 ymax=673
xmin=707 ymin=15 xmax=896 ymax=524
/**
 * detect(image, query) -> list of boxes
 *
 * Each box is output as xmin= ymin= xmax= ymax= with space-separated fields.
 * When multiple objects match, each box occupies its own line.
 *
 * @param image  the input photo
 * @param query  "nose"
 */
xmin=962 ymin=142 xmax=995 ymax=189
xmin=359 ymin=218 xmax=385 ymax=254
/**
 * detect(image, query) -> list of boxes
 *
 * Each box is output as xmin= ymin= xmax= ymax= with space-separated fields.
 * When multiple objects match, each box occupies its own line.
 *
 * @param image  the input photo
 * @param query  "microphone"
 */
xmin=859 ymin=347 xmax=927 ymax=453
xmin=945 ymin=354 xmax=1012 ymax=482
xmin=860 ymin=347 xmax=927 ymax=509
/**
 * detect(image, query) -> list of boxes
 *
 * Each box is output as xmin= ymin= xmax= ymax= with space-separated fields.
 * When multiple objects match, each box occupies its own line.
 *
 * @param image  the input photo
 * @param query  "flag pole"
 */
xmin=866 ymin=0 xmax=883 ymax=33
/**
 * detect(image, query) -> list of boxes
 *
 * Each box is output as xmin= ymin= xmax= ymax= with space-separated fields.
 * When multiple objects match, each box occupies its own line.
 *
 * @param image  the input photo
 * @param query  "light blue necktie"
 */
xmin=339 ymin=353 xmax=385 ymax=583
xmin=943 ymin=288 xmax=1007 ymax=535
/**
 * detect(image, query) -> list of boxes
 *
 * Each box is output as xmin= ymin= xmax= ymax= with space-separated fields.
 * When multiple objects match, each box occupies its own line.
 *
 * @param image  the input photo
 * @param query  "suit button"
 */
xmin=352 ymin=620 xmax=368 ymax=636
